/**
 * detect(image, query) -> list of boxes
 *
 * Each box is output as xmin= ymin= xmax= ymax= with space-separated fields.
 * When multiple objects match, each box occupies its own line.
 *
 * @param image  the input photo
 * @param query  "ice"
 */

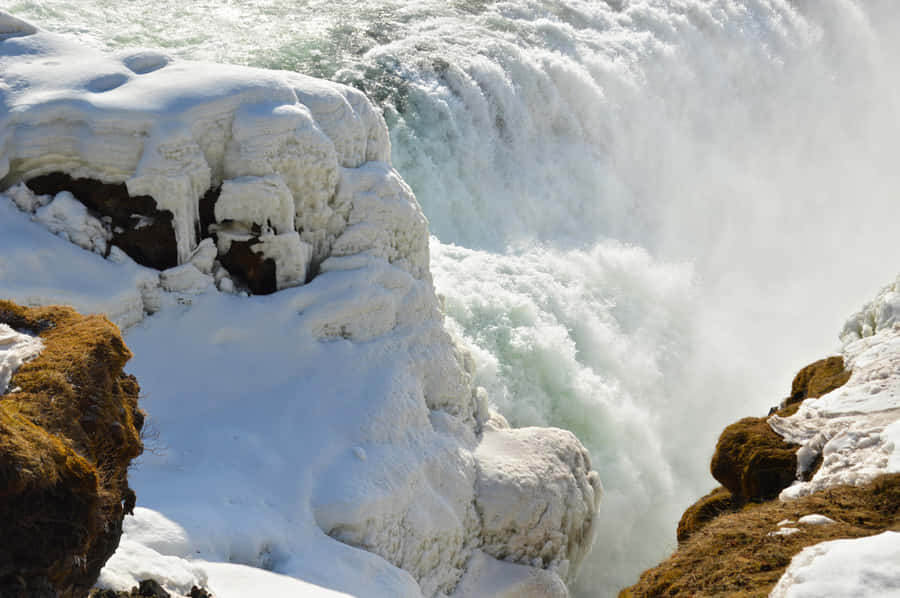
xmin=0 ymin=324 xmax=43 ymax=393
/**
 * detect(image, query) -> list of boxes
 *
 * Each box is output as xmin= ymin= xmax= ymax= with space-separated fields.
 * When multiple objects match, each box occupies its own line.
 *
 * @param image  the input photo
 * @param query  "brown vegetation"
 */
xmin=780 ymin=356 xmax=850 ymax=416
xmin=620 ymin=474 xmax=900 ymax=598
xmin=0 ymin=301 xmax=144 ymax=598
xmin=710 ymin=417 xmax=798 ymax=503
xmin=676 ymin=486 xmax=734 ymax=543
xmin=620 ymin=354 xmax=861 ymax=597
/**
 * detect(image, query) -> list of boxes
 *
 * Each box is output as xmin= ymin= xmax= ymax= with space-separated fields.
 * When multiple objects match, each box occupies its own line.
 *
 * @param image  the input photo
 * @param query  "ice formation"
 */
xmin=0 ymin=13 xmax=600 ymax=598
xmin=841 ymin=274 xmax=900 ymax=343
xmin=769 ymin=322 xmax=900 ymax=500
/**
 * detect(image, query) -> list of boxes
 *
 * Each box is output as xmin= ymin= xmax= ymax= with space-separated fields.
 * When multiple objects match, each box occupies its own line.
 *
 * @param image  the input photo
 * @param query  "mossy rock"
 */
xmin=620 ymin=474 xmax=900 ymax=598
xmin=676 ymin=486 xmax=736 ymax=543
xmin=779 ymin=356 xmax=850 ymax=416
xmin=0 ymin=301 xmax=144 ymax=597
xmin=711 ymin=417 xmax=798 ymax=503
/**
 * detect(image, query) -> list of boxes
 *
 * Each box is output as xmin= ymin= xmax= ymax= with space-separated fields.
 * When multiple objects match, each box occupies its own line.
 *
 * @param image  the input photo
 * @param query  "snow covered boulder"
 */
xmin=0 ymin=14 xmax=602 ymax=598
xmin=474 ymin=426 xmax=600 ymax=581
xmin=0 ymin=11 xmax=416 ymax=296
xmin=0 ymin=301 xmax=144 ymax=597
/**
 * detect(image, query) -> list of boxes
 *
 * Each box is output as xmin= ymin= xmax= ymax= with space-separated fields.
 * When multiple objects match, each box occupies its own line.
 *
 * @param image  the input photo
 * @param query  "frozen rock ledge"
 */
xmin=0 ymin=12 xmax=601 ymax=598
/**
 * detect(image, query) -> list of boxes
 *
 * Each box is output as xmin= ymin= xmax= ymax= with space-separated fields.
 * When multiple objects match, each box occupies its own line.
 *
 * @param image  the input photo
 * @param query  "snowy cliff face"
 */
xmin=0 ymin=12 xmax=600 ymax=598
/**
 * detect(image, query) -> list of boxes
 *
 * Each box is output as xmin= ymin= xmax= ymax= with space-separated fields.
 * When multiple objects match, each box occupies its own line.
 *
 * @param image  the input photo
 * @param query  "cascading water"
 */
xmin=11 ymin=0 xmax=900 ymax=595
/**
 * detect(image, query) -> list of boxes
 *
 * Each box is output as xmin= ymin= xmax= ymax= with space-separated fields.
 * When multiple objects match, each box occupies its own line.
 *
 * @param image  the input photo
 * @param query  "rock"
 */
xmin=781 ymin=356 xmax=850 ymax=415
xmin=710 ymin=416 xmax=798 ymax=502
xmin=619 ymin=474 xmax=900 ymax=598
xmin=135 ymin=580 xmax=169 ymax=598
xmin=215 ymin=234 xmax=277 ymax=295
xmin=0 ymin=301 xmax=144 ymax=598
xmin=26 ymin=172 xmax=178 ymax=270
xmin=676 ymin=486 xmax=735 ymax=543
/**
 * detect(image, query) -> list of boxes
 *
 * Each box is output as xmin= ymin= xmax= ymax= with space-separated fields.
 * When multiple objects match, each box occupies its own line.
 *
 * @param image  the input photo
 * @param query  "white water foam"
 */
xmin=9 ymin=1 xmax=900 ymax=595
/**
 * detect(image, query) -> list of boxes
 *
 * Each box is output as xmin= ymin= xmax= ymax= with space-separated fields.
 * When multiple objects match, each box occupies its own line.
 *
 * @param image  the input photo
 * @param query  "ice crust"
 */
xmin=0 ymin=14 xmax=600 ymax=598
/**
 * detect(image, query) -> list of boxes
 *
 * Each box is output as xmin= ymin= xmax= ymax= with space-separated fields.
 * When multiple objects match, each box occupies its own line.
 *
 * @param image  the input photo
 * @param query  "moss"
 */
xmin=779 ymin=356 xmax=850 ymax=416
xmin=676 ymin=486 xmax=736 ymax=543
xmin=619 ymin=474 xmax=900 ymax=598
xmin=0 ymin=301 xmax=144 ymax=597
xmin=711 ymin=417 xmax=798 ymax=503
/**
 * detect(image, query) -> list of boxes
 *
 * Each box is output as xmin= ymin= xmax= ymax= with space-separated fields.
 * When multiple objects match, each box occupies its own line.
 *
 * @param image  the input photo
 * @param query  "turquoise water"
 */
xmin=10 ymin=1 xmax=900 ymax=595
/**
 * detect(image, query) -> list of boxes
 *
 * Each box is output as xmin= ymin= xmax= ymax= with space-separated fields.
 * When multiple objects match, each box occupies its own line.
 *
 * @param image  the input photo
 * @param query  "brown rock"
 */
xmin=26 ymin=172 xmax=178 ymax=270
xmin=781 ymin=356 xmax=851 ymax=415
xmin=0 ymin=301 xmax=144 ymax=598
xmin=710 ymin=417 xmax=798 ymax=502
xmin=676 ymin=486 xmax=735 ymax=543
xmin=217 ymin=237 xmax=277 ymax=295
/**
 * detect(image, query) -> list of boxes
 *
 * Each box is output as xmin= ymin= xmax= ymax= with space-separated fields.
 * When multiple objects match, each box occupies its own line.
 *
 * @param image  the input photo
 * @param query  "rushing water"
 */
xmin=10 ymin=0 xmax=900 ymax=595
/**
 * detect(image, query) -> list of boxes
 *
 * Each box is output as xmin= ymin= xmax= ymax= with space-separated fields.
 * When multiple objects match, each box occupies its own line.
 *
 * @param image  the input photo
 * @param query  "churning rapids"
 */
xmin=12 ymin=1 xmax=900 ymax=595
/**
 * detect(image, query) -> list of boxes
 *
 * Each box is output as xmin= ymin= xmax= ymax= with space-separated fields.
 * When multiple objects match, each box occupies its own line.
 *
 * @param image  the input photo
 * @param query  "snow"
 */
xmin=768 ymin=532 xmax=900 ymax=598
xmin=0 ymin=13 xmax=601 ymax=598
xmin=796 ymin=514 xmax=835 ymax=526
xmin=0 ymin=197 xmax=160 ymax=330
xmin=0 ymin=323 xmax=43 ymax=393
xmin=769 ymin=323 xmax=900 ymax=500
xmin=841 ymin=274 xmax=900 ymax=342
xmin=32 ymin=191 xmax=110 ymax=255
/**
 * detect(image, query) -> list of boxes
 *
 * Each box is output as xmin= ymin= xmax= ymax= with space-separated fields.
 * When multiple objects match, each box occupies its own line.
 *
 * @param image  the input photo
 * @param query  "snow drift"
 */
xmin=0 ymin=12 xmax=600 ymax=598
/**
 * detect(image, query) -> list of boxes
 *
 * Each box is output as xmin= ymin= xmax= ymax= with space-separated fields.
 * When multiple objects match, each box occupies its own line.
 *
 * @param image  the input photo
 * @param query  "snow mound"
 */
xmin=0 ymin=13 xmax=601 ymax=598
xmin=769 ymin=531 xmax=900 ymax=598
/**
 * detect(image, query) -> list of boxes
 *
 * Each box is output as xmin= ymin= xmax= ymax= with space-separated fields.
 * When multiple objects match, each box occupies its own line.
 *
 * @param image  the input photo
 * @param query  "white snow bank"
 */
xmin=769 ymin=531 xmax=900 ymax=598
xmin=0 ymin=196 xmax=160 ymax=329
xmin=0 ymin=13 xmax=600 ymax=598
xmin=99 ymin=508 xmax=353 ymax=598
xmin=0 ymin=323 xmax=43 ymax=393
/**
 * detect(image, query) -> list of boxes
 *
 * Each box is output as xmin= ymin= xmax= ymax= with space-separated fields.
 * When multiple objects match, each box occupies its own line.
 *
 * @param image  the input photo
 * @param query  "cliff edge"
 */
xmin=0 ymin=301 xmax=144 ymax=597
xmin=621 ymin=276 xmax=900 ymax=597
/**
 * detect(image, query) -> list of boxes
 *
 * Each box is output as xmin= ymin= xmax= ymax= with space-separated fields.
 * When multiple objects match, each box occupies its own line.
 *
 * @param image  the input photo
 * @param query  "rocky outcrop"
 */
xmin=26 ymin=173 xmax=179 ymax=271
xmin=621 ymin=321 xmax=899 ymax=597
xmin=707 ymin=355 xmax=851 ymax=510
xmin=0 ymin=301 xmax=143 ymax=598
xmin=622 ymin=474 xmax=900 ymax=598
